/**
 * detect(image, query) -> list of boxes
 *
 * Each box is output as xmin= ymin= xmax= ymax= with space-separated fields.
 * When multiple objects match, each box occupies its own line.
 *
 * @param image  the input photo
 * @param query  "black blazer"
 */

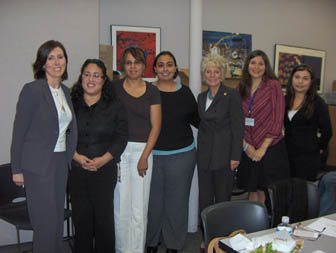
xmin=284 ymin=95 xmax=332 ymax=154
xmin=197 ymin=84 xmax=244 ymax=171
xmin=11 ymin=79 xmax=77 ymax=176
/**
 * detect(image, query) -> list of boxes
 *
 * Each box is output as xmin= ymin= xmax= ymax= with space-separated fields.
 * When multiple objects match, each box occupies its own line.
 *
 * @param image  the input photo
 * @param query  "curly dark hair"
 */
xmin=32 ymin=40 xmax=68 ymax=81
xmin=285 ymin=64 xmax=317 ymax=118
xmin=70 ymin=59 xmax=115 ymax=108
xmin=238 ymin=50 xmax=277 ymax=99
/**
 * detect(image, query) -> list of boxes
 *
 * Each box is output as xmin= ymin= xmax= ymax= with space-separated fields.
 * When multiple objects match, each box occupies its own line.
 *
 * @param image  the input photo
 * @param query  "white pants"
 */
xmin=114 ymin=142 xmax=153 ymax=253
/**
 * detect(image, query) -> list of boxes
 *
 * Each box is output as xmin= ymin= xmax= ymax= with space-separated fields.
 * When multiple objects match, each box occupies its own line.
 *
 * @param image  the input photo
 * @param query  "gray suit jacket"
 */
xmin=197 ymin=83 xmax=244 ymax=171
xmin=11 ymin=78 xmax=77 ymax=176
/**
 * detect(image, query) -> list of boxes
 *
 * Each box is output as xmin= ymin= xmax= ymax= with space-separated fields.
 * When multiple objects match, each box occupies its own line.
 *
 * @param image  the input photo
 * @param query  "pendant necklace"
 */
xmin=207 ymin=90 xmax=216 ymax=99
xmin=53 ymin=89 xmax=65 ymax=113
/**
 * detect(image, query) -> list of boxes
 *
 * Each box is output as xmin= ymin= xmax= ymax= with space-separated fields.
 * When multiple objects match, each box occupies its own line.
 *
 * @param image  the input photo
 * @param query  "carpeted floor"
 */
xmin=0 ymin=192 xmax=249 ymax=253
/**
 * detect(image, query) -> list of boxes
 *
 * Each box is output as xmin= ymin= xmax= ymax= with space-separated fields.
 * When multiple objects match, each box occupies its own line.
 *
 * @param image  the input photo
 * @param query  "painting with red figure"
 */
xmin=116 ymin=31 xmax=156 ymax=78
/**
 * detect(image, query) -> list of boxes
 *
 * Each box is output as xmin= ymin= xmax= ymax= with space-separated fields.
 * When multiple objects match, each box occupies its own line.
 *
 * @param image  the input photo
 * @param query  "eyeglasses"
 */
xmin=125 ymin=60 xmax=143 ymax=66
xmin=82 ymin=72 xmax=105 ymax=80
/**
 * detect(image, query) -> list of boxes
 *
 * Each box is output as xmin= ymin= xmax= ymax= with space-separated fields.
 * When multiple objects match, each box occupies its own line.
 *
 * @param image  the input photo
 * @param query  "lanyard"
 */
xmin=247 ymin=85 xmax=260 ymax=116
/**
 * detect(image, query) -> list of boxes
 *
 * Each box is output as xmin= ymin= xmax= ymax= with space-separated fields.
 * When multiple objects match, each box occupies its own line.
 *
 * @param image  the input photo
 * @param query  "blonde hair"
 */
xmin=200 ymin=54 xmax=227 ymax=80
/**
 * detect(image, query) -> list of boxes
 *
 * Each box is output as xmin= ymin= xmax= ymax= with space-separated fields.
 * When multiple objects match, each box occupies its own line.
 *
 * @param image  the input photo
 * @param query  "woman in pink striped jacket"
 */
xmin=237 ymin=50 xmax=290 ymax=204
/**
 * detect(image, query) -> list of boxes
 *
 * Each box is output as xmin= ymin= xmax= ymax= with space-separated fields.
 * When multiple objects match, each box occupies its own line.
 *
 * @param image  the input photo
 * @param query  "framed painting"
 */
xmin=110 ymin=25 xmax=160 ymax=82
xmin=203 ymin=30 xmax=252 ymax=79
xmin=274 ymin=44 xmax=326 ymax=93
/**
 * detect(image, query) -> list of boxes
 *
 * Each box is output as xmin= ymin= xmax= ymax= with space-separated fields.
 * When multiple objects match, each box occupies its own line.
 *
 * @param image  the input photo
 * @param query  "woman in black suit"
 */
xmin=284 ymin=64 xmax=332 ymax=181
xmin=197 ymin=54 xmax=244 ymax=252
xmin=69 ymin=59 xmax=128 ymax=253
xmin=11 ymin=40 xmax=77 ymax=253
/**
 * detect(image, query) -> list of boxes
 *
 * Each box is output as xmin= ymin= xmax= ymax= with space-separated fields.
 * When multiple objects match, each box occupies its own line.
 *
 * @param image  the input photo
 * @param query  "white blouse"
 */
xmin=288 ymin=110 xmax=298 ymax=121
xmin=49 ymin=86 xmax=72 ymax=152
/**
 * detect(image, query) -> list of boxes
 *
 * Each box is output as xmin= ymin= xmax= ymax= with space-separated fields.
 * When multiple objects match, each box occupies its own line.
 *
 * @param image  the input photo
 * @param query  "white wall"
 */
xmin=202 ymin=0 xmax=336 ymax=92
xmin=99 ymin=0 xmax=190 ymax=69
xmin=100 ymin=0 xmax=336 ymax=92
xmin=0 ymin=0 xmax=99 ymax=245
xmin=0 ymin=0 xmax=99 ymax=163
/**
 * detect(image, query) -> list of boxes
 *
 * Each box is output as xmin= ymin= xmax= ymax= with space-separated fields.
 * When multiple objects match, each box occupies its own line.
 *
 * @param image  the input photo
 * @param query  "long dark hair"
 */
xmin=285 ymin=64 xmax=316 ymax=118
xmin=32 ymin=40 xmax=68 ymax=80
xmin=153 ymin=51 xmax=179 ymax=79
xmin=239 ymin=50 xmax=277 ymax=99
xmin=70 ymin=59 xmax=115 ymax=108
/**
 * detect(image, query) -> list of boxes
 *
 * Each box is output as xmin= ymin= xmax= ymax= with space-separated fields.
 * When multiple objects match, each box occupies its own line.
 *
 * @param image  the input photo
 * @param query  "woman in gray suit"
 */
xmin=11 ymin=40 xmax=77 ymax=253
xmin=197 ymin=54 xmax=244 ymax=252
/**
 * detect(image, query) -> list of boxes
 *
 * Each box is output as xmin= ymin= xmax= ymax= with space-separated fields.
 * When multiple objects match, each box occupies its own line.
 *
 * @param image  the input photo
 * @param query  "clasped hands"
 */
xmin=245 ymin=144 xmax=266 ymax=162
xmin=76 ymin=154 xmax=108 ymax=172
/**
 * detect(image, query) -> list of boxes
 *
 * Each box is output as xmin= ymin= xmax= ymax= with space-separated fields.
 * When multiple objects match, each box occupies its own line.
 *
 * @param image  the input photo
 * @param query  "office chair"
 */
xmin=201 ymin=200 xmax=270 ymax=250
xmin=0 ymin=163 xmax=73 ymax=252
xmin=268 ymin=177 xmax=320 ymax=227
xmin=319 ymin=171 xmax=336 ymax=216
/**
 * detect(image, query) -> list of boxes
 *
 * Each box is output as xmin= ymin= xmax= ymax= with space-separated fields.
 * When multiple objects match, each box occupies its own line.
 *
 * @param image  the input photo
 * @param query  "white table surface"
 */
xmin=222 ymin=213 xmax=336 ymax=253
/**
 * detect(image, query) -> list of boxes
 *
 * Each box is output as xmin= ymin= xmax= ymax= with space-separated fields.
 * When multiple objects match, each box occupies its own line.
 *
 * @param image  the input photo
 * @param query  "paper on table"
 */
xmin=306 ymin=217 xmax=336 ymax=238
xmin=227 ymin=233 xmax=251 ymax=251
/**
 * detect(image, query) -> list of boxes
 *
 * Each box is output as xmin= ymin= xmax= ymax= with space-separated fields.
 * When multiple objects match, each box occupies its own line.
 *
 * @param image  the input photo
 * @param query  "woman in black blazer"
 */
xmin=284 ymin=64 xmax=332 ymax=181
xmin=11 ymin=40 xmax=77 ymax=253
xmin=197 ymin=54 xmax=244 ymax=252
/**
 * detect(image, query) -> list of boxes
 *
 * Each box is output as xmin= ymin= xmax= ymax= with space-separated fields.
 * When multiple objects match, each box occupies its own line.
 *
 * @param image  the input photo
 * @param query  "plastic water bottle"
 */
xmin=276 ymin=216 xmax=292 ymax=235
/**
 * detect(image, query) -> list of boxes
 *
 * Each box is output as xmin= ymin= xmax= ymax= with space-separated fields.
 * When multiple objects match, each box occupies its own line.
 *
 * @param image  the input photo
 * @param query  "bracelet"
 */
xmin=243 ymin=143 xmax=249 ymax=152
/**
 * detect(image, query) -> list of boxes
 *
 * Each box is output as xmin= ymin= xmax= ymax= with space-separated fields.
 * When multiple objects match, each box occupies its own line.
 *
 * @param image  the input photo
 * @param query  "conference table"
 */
xmin=221 ymin=213 xmax=336 ymax=252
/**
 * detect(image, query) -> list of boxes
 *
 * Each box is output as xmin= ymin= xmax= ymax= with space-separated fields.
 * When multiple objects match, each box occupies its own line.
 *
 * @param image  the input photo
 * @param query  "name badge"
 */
xmin=245 ymin=117 xmax=254 ymax=126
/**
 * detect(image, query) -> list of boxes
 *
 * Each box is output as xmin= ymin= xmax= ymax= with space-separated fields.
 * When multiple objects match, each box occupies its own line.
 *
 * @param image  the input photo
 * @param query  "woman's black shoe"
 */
xmin=147 ymin=246 xmax=158 ymax=253
xmin=166 ymin=249 xmax=178 ymax=253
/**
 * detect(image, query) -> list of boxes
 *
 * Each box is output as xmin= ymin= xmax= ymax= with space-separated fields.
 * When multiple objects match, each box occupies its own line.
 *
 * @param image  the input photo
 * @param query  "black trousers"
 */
xmin=288 ymin=151 xmax=320 ymax=181
xmin=69 ymin=162 xmax=117 ymax=253
xmin=198 ymin=168 xmax=234 ymax=215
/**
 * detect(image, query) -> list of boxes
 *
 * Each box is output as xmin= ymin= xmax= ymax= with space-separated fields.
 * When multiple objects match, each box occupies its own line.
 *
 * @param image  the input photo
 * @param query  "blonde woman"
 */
xmin=197 ymin=54 xmax=244 ymax=252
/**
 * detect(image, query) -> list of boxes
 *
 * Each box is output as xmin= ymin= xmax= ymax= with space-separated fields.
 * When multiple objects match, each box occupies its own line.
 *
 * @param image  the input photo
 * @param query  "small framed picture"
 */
xmin=111 ymin=25 xmax=161 ymax=82
xmin=274 ymin=44 xmax=326 ymax=93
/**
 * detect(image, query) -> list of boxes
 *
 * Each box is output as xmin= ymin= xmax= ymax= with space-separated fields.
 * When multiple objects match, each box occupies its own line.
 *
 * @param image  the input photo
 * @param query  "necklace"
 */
xmin=52 ymin=89 xmax=66 ymax=113
xmin=207 ymin=90 xmax=216 ymax=99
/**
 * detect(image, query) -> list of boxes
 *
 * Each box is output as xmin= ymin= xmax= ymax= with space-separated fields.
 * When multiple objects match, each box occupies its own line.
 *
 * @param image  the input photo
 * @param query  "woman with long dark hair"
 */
xmin=70 ymin=59 xmax=128 ymax=253
xmin=237 ymin=50 xmax=290 ymax=204
xmin=284 ymin=64 xmax=332 ymax=181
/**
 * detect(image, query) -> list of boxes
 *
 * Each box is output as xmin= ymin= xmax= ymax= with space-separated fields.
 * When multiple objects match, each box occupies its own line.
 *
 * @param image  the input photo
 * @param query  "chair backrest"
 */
xmin=319 ymin=171 xmax=336 ymax=216
xmin=0 ymin=163 xmax=26 ymax=206
xmin=268 ymin=178 xmax=319 ymax=227
xmin=307 ymin=181 xmax=320 ymax=218
xmin=201 ymin=200 xmax=269 ymax=249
